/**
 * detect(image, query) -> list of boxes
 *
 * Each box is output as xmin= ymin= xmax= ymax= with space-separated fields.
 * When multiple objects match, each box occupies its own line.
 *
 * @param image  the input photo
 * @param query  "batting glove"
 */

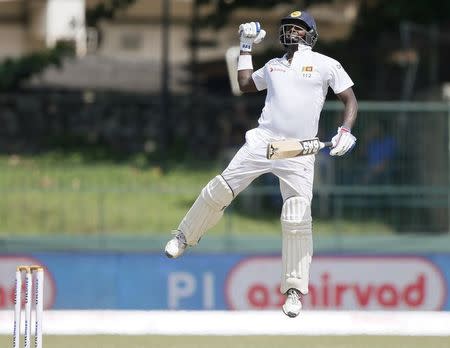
xmin=239 ymin=22 xmax=266 ymax=52
xmin=330 ymin=127 xmax=356 ymax=156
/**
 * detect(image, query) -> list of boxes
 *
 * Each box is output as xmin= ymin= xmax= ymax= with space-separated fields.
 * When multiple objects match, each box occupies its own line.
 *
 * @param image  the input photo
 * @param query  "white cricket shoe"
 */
xmin=282 ymin=288 xmax=302 ymax=318
xmin=164 ymin=231 xmax=187 ymax=258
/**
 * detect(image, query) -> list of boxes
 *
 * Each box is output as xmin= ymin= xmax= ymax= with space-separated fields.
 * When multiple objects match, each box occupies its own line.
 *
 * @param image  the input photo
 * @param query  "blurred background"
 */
xmin=0 ymin=0 xmax=449 ymax=316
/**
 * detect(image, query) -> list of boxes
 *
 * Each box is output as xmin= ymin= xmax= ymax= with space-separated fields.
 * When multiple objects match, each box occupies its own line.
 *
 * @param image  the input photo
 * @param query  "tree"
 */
xmin=0 ymin=42 xmax=74 ymax=91
xmin=86 ymin=0 xmax=137 ymax=27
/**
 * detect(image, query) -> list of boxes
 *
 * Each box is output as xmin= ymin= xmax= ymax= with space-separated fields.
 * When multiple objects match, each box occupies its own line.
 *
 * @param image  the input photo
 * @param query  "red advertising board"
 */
xmin=0 ymin=256 xmax=56 ymax=310
xmin=225 ymin=256 xmax=447 ymax=310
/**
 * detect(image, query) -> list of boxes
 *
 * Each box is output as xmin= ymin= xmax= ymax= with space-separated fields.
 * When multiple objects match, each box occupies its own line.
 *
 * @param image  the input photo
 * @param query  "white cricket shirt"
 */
xmin=251 ymin=44 xmax=353 ymax=140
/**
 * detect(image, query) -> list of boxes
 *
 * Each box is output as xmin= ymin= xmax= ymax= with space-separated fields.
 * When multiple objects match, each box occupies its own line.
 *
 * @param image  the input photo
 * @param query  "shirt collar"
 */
xmin=281 ymin=44 xmax=312 ymax=62
xmin=295 ymin=44 xmax=312 ymax=54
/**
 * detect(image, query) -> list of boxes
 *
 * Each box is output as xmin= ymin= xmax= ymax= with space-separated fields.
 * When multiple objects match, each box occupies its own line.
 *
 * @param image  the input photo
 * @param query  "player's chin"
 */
xmin=286 ymin=37 xmax=300 ymax=44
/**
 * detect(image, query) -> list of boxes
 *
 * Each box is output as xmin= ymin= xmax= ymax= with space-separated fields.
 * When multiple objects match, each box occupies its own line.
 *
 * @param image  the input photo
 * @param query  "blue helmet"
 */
xmin=279 ymin=11 xmax=318 ymax=48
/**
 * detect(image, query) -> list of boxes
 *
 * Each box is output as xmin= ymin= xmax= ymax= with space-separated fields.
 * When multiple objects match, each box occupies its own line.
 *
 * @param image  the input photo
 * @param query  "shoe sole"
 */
xmin=165 ymin=248 xmax=186 ymax=259
xmin=164 ymin=244 xmax=187 ymax=259
xmin=165 ymin=250 xmax=174 ymax=258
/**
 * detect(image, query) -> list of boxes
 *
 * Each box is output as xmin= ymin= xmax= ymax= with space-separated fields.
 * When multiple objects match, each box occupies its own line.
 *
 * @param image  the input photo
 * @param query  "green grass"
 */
xmin=0 ymin=154 xmax=394 ymax=236
xmin=1 ymin=335 xmax=449 ymax=348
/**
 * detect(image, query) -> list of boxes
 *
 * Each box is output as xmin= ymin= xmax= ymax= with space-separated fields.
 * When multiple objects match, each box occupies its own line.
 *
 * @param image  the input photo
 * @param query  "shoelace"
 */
xmin=288 ymin=289 xmax=300 ymax=305
xmin=171 ymin=230 xmax=187 ymax=245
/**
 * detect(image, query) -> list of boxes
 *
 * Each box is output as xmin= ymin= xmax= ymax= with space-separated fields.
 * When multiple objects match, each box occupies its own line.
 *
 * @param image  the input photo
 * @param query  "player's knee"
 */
xmin=281 ymin=196 xmax=312 ymax=233
xmin=201 ymin=175 xmax=234 ymax=211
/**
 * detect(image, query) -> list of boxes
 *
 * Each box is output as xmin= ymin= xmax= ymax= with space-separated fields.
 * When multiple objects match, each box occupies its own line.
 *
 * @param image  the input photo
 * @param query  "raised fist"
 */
xmin=239 ymin=22 xmax=266 ymax=52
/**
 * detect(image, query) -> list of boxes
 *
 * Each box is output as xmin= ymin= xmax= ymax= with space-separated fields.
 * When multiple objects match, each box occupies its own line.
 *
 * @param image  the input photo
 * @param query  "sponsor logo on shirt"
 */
xmin=302 ymin=66 xmax=313 ymax=72
xmin=269 ymin=67 xmax=286 ymax=73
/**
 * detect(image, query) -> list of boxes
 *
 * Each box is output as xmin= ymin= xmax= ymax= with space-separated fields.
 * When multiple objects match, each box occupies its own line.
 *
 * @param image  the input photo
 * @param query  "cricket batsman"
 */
xmin=165 ymin=10 xmax=358 ymax=317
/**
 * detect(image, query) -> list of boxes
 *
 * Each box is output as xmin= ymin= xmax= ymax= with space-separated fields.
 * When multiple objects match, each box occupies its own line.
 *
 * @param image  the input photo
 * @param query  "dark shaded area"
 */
xmin=191 ymin=0 xmax=450 ymax=100
xmin=0 ymin=90 xmax=261 ymax=161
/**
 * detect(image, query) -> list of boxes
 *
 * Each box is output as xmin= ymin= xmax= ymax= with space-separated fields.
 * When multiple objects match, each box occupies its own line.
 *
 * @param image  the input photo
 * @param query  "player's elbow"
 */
xmin=339 ymin=88 xmax=358 ymax=114
xmin=238 ymin=77 xmax=251 ymax=93
xmin=238 ymin=77 xmax=257 ymax=93
xmin=239 ymin=85 xmax=253 ymax=93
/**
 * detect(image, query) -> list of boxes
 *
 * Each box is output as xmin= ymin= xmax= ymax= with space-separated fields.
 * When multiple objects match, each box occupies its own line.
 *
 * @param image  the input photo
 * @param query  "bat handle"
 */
xmin=322 ymin=141 xmax=333 ymax=148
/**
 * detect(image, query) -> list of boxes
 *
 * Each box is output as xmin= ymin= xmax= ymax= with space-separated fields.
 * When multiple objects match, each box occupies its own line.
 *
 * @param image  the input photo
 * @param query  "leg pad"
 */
xmin=280 ymin=196 xmax=313 ymax=295
xmin=178 ymin=175 xmax=233 ymax=245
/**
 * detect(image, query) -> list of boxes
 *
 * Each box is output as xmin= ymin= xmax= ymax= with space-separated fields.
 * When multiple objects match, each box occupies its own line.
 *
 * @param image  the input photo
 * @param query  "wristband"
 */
xmin=237 ymin=55 xmax=253 ymax=71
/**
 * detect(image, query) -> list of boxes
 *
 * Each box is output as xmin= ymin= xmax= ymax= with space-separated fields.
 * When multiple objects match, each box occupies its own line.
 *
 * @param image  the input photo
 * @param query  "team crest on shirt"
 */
xmin=301 ymin=66 xmax=314 ymax=78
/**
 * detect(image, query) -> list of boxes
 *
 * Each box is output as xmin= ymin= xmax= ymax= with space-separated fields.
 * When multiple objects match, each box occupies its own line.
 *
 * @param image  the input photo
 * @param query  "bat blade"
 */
xmin=267 ymin=138 xmax=332 ymax=160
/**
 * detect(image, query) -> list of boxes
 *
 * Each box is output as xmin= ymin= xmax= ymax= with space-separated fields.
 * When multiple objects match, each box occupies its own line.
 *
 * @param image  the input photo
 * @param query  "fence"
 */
xmin=314 ymin=101 xmax=450 ymax=233
xmin=0 ymin=99 xmax=448 ymax=237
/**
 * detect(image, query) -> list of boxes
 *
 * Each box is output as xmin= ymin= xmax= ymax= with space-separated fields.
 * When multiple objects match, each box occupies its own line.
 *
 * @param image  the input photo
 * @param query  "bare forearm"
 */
xmin=337 ymin=88 xmax=358 ymax=130
xmin=238 ymin=70 xmax=254 ymax=92
xmin=341 ymin=98 xmax=358 ymax=130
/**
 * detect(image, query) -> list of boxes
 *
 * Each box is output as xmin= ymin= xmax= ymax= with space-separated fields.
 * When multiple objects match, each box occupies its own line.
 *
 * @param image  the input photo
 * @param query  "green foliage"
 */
xmin=0 ymin=42 xmax=74 ymax=91
xmin=86 ymin=0 xmax=137 ymax=27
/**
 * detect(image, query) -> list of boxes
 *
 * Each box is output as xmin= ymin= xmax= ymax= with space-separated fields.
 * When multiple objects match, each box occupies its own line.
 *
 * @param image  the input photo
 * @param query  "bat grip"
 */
xmin=322 ymin=141 xmax=333 ymax=148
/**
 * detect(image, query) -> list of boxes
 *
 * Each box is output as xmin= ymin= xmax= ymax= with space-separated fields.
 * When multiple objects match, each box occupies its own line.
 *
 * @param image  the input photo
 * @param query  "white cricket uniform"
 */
xmin=222 ymin=45 xmax=353 ymax=202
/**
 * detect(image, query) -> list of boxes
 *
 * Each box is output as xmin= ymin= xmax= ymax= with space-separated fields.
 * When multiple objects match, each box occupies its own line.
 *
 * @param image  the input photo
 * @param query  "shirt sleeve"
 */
xmin=251 ymin=66 xmax=267 ymax=91
xmin=328 ymin=60 xmax=354 ymax=94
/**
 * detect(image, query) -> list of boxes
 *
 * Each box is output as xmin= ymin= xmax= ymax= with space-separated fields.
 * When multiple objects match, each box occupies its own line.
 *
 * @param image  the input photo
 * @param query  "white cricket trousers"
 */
xmin=222 ymin=127 xmax=315 ymax=202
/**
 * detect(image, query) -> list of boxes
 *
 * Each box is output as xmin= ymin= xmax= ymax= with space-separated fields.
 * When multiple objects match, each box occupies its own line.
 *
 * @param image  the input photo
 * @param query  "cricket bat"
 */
xmin=266 ymin=138 xmax=333 ymax=160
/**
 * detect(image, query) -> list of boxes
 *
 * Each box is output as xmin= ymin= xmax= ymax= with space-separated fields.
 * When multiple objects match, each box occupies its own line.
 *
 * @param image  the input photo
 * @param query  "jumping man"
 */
xmin=165 ymin=10 xmax=358 ymax=318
